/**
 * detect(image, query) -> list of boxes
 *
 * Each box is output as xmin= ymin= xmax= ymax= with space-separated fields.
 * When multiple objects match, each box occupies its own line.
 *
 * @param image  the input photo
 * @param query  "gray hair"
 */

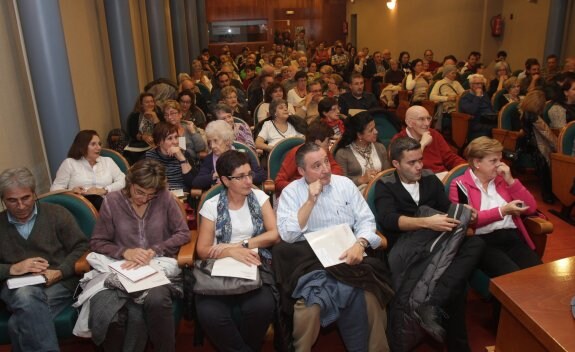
xmin=467 ymin=73 xmax=487 ymax=85
xmin=0 ymin=168 xmax=36 ymax=199
xmin=205 ymin=120 xmax=235 ymax=144
xmin=295 ymin=142 xmax=322 ymax=169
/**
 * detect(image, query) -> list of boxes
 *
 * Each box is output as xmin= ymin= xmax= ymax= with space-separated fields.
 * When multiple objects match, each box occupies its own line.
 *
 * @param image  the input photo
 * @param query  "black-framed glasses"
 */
xmin=226 ymin=171 xmax=255 ymax=182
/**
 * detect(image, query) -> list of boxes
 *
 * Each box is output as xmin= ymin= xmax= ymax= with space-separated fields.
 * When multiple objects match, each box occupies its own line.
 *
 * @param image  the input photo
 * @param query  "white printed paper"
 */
xmin=7 ymin=274 xmax=46 ymax=289
xmin=304 ymin=223 xmax=364 ymax=267
xmin=178 ymin=136 xmax=186 ymax=150
xmin=210 ymin=249 xmax=259 ymax=281
xmin=108 ymin=260 xmax=157 ymax=282
xmin=117 ymin=270 xmax=170 ymax=293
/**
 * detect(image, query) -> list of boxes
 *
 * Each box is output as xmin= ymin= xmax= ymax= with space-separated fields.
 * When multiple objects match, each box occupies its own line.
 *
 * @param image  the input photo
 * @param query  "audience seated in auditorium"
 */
xmin=294 ymin=80 xmax=323 ymax=124
xmin=542 ymin=54 xmax=561 ymax=82
xmin=318 ymin=97 xmax=346 ymax=138
xmin=518 ymin=58 xmax=547 ymax=97
xmin=424 ymin=49 xmax=441 ymax=73
xmin=88 ymin=159 xmax=189 ymax=352
xmin=460 ymin=51 xmax=481 ymax=75
xmin=51 ymin=130 xmax=125 ymax=210
xmin=519 ymin=90 xmax=558 ymax=204
xmin=381 ymin=60 xmax=405 ymax=108
xmin=430 ymin=65 xmax=465 ymax=131
xmin=364 ymin=51 xmax=388 ymax=96
xmin=211 ymin=71 xmax=246 ymax=109
xmin=213 ymin=103 xmax=257 ymax=152
xmin=248 ymin=71 xmax=275 ymax=115
xmin=333 ymin=111 xmax=390 ymax=190
xmin=460 ymin=74 xmax=496 ymax=139
xmin=311 ymin=41 xmax=330 ymax=66
xmin=330 ymin=44 xmax=349 ymax=76
xmin=405 ymin=59 xmax=433 ymax=104
xmin=255 ymin=99 xmax=306 ymax=153
xmin=287 ymin=71 xmax=310 ymax=112
xmin=398 ymin=51 xmax=412 ymax=75
xmin=192 ymin=121 xmax=265 ymax=190
xmin=0 ymin=167 xmax=89 ymax=352
xmin=257 ymin=82 xmax=296 ymax=123
xmin=124 ymin=92 xmax=161 ymax=165
xmin=495 ymin=77 xmax=522 ymax=112
xmin=145 ymin=122 xmax=195 ymax=192
xmin=487 ymin=61 xmax=511 ymax=98
xmin=275 ymin=142 xmax=393 ymax=352
xmin=375 ymin=137 xmax=484 ymax=351
xmin=163 ymin=100 xmax=206 ymax=168
xmin=548 ymin=74 xmax=575 ymax=129
xmin=392 ymin=106 xmax=466 ymax=180
xmin=449 ymin=137 xmax=542 ymax=279
xmin=339 ymin=73 xmax=379 ymax=115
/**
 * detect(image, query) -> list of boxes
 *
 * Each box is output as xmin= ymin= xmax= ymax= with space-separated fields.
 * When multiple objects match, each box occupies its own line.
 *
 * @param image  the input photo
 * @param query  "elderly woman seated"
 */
xmin=460 ymin=74 xmax=496 ymax=139
xmin=495 ymin=77 xmax=522 ymax=113
xmin=51 ymin=130 xmax=125 ymax=209
xmin=448 ymin=137 xmax=542 ymax=278
xmin=220 ymin=86 xmax=253 ymax=126
xmin=88 ymin=159 xmax=190 ymax=351
xmin=333 ymin=111 xmax=390 ymax=190
xmin=212 ymin=103 xmax=257 ymax=152
xmin=145 ymin=121 xmax=196 ymax=192
xmin=195 ymin=150 xmax=279 ymax=351
xmin=192 ymin=120 xmax=265 ymax=190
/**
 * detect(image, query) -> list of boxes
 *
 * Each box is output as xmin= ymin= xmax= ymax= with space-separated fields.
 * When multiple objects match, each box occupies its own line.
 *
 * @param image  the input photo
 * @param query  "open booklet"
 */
xmin=109 ymin=260 xmax=158 ymax=282
xmin=7 ymin=274 xmax=46 ymax=289
xmin=304 ymin=223 xmax=366 ymax=267
xmin=108 ymin=260 xmax=171 ymax=293
xmin=210 ymin=248 xmax=259 ymax=281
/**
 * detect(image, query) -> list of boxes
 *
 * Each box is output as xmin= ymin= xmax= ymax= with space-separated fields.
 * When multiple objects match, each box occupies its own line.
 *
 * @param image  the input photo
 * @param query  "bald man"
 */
xmin=391 ymin=106 xmax=465 ymax=180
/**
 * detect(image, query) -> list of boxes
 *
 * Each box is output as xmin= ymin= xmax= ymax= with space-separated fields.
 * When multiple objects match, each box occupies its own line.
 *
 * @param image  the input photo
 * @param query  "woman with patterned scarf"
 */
xmin=195 ymin=150 xmax=280 ymax=351
xmin=333 ymin=111 xmax=390 ymax=191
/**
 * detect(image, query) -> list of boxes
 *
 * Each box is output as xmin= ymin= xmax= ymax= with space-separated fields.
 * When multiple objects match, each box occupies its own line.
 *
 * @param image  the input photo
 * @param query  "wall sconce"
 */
xmin=387 ymin=0 xmax=396 ymax=10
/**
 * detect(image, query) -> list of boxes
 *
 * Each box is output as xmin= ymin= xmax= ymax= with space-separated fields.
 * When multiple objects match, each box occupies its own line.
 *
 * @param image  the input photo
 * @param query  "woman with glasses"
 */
xmin=192 ymin=120 xmax=265 ymax=190
xmin=162 ymin=100 xmax=206 ymax=169
xmin=195 ymin=150 xmax=279 ymax=352
xmin=145 ymin=121 xmax=196 ymax=192
xmin=178 ymin=89 xmax=206 ymax=129
xmin=256 ymin=82 xmax=296 ymax=123
xmin=89 ymin=159 xmax=190 ymax=351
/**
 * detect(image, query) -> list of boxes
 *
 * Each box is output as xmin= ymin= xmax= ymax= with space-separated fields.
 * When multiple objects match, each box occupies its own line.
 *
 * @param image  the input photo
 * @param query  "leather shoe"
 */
xmin=414 ymin=303 xmax=447 ymax=343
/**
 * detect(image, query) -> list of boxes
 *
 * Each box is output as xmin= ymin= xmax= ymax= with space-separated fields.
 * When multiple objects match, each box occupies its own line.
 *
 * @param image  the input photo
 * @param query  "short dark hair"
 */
xmin=318 ymin=97 xmax=338 ymax=118
xmin=216 ymin=150 xmax=250 ymax=187
xmin=496 ymin=50 xmax=507 ymax=58
xmin=333 ymin=111 xmax=374 ymax=155
xmin=524 ymin=58 xmax=540 ymax=70
xmin=306 ymin=121 xmax=334 ymax=143
xmin=68 ymin=130 xmax=99 ymax=159
xmin=295 ymin=142 xmax=322 ymax=169
xmin=178 ymin=89 xmax=196 ymax=108
xmin=245 ymin=64 xmax=256 ymax=72
xmin=389 ymin=137 xmax=421 ymax=162
xmin=152 ymin=121 xmax=178 ymax=145
xmin=264 ymin=82 xmax=286 ymax=103
xmin=269 ymin=99 xmax=287 ymax=119
xmin=547 ymin=54 xmax=558 ymax=60
xmin=294 ymin=70 xmax=307 ymax=80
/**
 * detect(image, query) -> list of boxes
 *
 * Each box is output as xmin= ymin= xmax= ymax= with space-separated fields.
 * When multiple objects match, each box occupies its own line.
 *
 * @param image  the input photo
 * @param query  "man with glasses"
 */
xmin=424 ymin=49 xmax=441 ymax=73
xmin=275 ymin=143 xmax=393 ymax=351
xmin=392 ymin=106 xmax=465 ymax=180
xmin=296 ymin=80 xmax=324 ymax=124
xmin=0 ymin=167 xmax=88 ymax=351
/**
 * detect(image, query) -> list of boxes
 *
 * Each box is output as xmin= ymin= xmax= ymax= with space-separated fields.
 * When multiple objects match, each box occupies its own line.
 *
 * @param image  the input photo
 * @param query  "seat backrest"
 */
xmin=101 ymin=148 xmax=130 ymax=172
xmin=38 ymin=192 xmax=98 ymax=238
xmin=371 ymin=109 xmax=402 ymax=148
xmin=450 ymin=112 xmax=472 ymax=149
xmin=441 ymin=164 xmax=469 ymax=194
xmin=427 ymin=80 xmax=437 ymax=98
xmin=456 ymin=90 xmax=471 ymax=113
xmin=233 ymin=117 xmax=250 ymax=129
xmin=267 ymin=137 xmax=305 ymax=180
xmin=196 ymin=83 xmax=211 ymax=103
xmin=498 ymin=101 xmax=520 ymax=130
xmin=253 ymin=102 xmax=264 ymax=126
xmin=363 ymin=168 xmax=395 ymax=232
xmin=233 ymin=141 xmax=260 ymax=166
xmin=558 ymin=120 xmax=575 ymax=155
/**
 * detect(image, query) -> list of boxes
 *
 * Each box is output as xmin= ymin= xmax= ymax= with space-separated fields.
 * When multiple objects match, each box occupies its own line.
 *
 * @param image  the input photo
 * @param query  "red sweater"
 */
xmin=274 ymin=146 xmax=343 ymax=196
xmin=392 ymin=128 xmax=465 ymax=173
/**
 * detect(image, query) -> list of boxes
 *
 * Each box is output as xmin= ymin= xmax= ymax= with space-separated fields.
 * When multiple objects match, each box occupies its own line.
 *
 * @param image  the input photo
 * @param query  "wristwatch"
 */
xmin=356 ymin=238 xmax=369 ymax=249
xmin=241 ymin=239 xmax=249 ymax=248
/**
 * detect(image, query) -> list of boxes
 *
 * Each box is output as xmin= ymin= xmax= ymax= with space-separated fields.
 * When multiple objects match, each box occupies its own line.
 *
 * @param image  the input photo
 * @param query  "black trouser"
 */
xmin=195 ymin=285 xmax=275 ymax=352
xmin=477 ymin=228 xmax=542 ymax=278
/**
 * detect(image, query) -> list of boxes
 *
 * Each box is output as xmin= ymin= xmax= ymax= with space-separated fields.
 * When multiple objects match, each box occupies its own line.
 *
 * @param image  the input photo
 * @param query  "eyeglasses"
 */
xmin=226 ymin=171 xmax=255 ymax=182
xmin=132 ymin=185 xmax=158 ymax=200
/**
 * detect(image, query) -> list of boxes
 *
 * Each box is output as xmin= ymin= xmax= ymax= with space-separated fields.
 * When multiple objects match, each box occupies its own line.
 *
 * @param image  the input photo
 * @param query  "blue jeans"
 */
xmin=0 ymin=282 xmax=72 ymax=352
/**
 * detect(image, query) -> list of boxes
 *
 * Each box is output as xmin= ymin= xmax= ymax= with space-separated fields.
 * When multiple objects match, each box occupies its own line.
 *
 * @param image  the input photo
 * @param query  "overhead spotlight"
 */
xmin=387 ymin=0 xmax=396 ymax=10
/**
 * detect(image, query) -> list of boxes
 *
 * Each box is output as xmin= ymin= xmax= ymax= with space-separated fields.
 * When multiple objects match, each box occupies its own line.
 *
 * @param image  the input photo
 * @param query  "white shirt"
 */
xmin=257 ymin=120 xmax=303 ymax=147
xmin=51 ymin=157 xmax=125 ymax=193
xmin=401 ymin=181 xmax=420 ymax=205
xmin=277 ymin=175 xmax=381 ymax=248
xmin=469 ymin=170 xmax=516 ymax=235
xmin=287 ymin=89 xmax=305 ymax=108
xmin=199 ymin=189 xmax=269 ymax=244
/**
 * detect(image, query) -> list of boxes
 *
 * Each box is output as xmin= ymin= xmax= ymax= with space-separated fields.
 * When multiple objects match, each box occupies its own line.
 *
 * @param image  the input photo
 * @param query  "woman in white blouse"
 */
xmin=51 ymin=130 xmax=125 ymax=209
xmin=255 ymin=99 xmax=306 ymax=153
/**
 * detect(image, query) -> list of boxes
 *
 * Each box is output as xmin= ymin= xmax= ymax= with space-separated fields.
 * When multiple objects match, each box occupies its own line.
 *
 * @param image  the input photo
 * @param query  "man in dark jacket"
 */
xmin=374 ymin=137 xmax=484 ymax=352
xmin=0 ymin=167 xmax=88 ymax=351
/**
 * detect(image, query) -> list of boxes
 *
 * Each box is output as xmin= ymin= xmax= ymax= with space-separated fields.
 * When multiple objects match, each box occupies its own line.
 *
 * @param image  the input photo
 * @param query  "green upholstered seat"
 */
xmin=371 ymin=110 xmax=401 ymax=148
xmin=101 ymin=148 xmax=130 ymax=172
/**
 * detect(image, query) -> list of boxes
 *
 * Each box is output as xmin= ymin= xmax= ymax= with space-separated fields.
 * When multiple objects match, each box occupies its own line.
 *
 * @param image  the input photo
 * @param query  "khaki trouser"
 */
xmin=292 ymin=291 xmax=389 ymax=352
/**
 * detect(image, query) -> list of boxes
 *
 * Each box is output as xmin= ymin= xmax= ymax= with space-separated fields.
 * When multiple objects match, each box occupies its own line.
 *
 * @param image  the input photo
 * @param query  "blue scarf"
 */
xmin=215 ymin=189 xmax=271 ymax=259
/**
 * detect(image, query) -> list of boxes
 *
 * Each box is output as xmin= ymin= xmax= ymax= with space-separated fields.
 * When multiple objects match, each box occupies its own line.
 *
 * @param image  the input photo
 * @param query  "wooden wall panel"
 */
xmin=206 ymin=0 xmax=346 ymax=55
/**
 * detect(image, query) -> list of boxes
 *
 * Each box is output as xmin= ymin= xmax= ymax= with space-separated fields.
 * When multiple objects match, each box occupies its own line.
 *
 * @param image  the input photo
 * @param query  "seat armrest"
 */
xmin=523 ymin=216 xmax=554 ymax=236
xmin=75 ymin=251 xmax=91 ymax=275
xmin=177 ymin=230 xmax=198 ymax=267
xmin=263 ymin=179 xmax=275 ymax=194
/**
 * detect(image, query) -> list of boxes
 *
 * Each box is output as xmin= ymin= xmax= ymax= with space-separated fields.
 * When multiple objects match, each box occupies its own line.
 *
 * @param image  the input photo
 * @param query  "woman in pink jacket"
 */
xmin=448 ymin=137 xmax=542 ymax=278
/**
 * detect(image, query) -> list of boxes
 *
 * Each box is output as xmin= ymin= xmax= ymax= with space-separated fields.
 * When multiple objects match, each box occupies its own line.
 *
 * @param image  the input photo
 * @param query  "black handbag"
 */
xmin=192 ymin=259 xmax=262 ymax=295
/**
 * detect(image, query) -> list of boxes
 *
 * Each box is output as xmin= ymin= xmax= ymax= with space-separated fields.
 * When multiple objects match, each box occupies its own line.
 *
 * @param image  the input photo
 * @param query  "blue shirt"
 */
xmin=277 ymin=174 xmax=381 ymax=248
xmin=7 ymin=204 xmax=38 ymax=239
